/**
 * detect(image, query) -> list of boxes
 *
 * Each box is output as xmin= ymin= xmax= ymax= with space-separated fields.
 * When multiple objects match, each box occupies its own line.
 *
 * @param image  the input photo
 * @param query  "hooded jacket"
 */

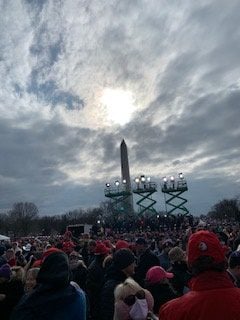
xmin=159 ymin=271 xmax=240 ymax=320
xmin=10 ymin=252 xmax=86 ymax=320
xmin=134 ymin=249 xmax=160 ymax=287
xmin=100 ymin=262 xmax=128 ymax=320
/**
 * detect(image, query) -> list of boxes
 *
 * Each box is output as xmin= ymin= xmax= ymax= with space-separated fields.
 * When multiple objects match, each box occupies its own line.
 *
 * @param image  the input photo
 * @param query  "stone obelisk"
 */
xmin=120 ymin=139 xmax=134 ymax=214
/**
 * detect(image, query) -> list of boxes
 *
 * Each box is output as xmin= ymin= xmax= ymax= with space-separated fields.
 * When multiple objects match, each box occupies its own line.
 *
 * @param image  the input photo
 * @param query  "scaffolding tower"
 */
xmin=161 ymin=174 xmax=189 ymax=216
xmin=104 ymin=181 xmax=133 ymax=218
xmin=132 ymin=176 xmax=158 ymax=216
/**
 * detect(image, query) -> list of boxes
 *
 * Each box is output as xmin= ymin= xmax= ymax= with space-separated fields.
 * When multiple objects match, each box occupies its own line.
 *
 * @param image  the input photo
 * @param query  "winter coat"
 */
xmin=0 ymin=279 xmax=24 ymax=320
xmin=134 ymin=249 xmax=160 ymax=287
xmin=146 ymin=283 xmax=177 ymax=315
xmin=159 ymin=271 xmax=240 ymax=320
xmin=159 ymin=251 xmax=171 ymax=270
xmin=86 ymin=256 xmax=105 ymax=320
xmin=70 ymin=261 xmax=88 ymax=292
xmin=168 ymin=261 xmax=191 ymax=295
xmin=100 ymin=262 xmax=128 ymax=320
xmin=10 ymin=252 xmax=86 ymax=320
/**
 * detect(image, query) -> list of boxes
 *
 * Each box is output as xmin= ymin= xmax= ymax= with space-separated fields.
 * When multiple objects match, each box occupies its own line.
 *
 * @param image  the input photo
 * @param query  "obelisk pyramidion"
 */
xmin=120 ymin=139 xmax=134 ymax=214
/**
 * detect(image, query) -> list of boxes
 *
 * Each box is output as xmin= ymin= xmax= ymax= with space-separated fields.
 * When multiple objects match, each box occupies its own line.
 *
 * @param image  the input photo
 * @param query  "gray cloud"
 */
xmin=0 ymin=0 xmax=239 ymax=215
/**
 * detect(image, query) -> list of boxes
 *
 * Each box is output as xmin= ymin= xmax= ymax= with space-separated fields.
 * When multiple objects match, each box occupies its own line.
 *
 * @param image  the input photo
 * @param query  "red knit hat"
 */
xmin=95 ymin=243 xmax=110 ymax=255
xmin=115 ymin=240 xmax=129 ymax=251
xmin=42 ymin=248 xmax=63 ymax=262
xmin=187 ymin=230 xmax=226 ymax=266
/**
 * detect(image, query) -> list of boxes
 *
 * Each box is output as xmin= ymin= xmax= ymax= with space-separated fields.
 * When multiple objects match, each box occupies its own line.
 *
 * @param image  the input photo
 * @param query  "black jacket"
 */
xmin=0 ymin=279 xmax=24 ymax=320
xmin=134 ymin=249 xmax=160 ymax=286
xmin=169 ymin=261 xmax=191 ymax=295
xmin=70 ymin=262 xmax=88 ymax=292
xmin=100 ymin=262 xmax=128 ymax=320
xmin=145 ymin=283 xmax=178 ymax=314
xmin=86 ymin=256 xmax=105 ymax=320
xmin=10 ymin=252 xmax=86 ymax=320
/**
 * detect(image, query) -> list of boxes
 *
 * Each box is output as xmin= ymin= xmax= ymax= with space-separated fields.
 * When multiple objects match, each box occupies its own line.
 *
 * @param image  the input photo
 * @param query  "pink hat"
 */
xmin=146 ymin=266 xmax=174 ymax=284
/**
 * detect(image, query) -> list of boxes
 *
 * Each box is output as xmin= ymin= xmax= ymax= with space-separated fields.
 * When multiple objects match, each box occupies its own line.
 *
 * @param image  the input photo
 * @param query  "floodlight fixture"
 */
xmin=170 ymin=176 xmax=175 ymax=181
xmin=135 ymin=177 xmax=140 ymax=183
xmin=164 ymin=214 xmax=167 ymax=218
xmin=156 ymin=214 xmax=160 ymax=219
xmin=122 ymin=179 xmax=127 ymax=184
xmin=163 ymin=177 xmax=167 ymax=183
xmin=106 ymin=183 xmax=110 ymax=188
xmin=115 ymin=180 xmax=120 ymax=186
xmin=140 ymin=175 xmax=146 ymax=182
xmin=97 ymin=220 xmax=101 ymax=224
xmin=147 ymin=177 xmax=151 ymax=182
xmin=179 ymin=173 xmax=184 ymax=179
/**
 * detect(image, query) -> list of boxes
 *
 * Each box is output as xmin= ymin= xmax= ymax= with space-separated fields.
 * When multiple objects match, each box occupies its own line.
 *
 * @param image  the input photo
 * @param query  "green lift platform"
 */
xmin=161 ymin=174 xmax=189 ymax=215
xmin=104 ymin=182 xmax=133 ymax=217
xmin=132 ymin=176 xmax=158 ymax=216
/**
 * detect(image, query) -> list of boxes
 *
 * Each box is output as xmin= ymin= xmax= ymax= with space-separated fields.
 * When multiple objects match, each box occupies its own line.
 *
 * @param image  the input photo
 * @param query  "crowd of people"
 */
xmin=1 ymin=218 xmax=240 ymax=319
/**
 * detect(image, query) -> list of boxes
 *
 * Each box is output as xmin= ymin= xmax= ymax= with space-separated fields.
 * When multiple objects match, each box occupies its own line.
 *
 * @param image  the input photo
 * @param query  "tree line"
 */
xmin=0 ymin=202 xmax=106 ymax=237
xmin=0 ymin=196 xmax=239 ymax=237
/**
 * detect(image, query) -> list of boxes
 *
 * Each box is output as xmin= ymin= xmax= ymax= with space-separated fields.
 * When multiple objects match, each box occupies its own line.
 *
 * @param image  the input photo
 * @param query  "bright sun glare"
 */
xmin=101 ymin=88 xmax=136 ymax=125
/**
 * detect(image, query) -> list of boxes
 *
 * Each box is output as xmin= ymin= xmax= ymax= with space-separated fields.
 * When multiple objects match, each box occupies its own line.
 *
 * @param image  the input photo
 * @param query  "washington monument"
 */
xmin=120 ymin=139 xmax=134 ymax=214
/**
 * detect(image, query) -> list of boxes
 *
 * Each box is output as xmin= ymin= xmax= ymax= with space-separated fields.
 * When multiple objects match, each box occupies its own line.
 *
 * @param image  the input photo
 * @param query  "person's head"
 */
xmin=169 ymin=247 xmax=186 ymax=264
xmin=23 ymin=243 xmax=32 ymax=253
xmin=88 ymin=240 xmax=97 ymax=254
xmin=145 ymin=266 xmax=174 ymax=286
xmin=113 ymin=248 xmax=135 ymax=277
xmin=114 ymin=278 xmax=153 ymax=320
xmin=69 ymin=250 xmax=82 ymax=261
xmin=41 ymin=247 xmax=63 ymax=264
xmin=95 ymin=243 xmax=110 ymax=259
xmin=11 ymin=266 xmax=25 ymax=282
xmin=12 ymin=242 xmax=18 ymax=249
xmin=162 ymin=239 xmax=174 ymax=253
xmin=187 ymin=230 xmax=226 ymax=275
xmin=25 ymin=268 xmax=40 ymax=293
xmin=16 ymin=253 xmax=27 ymax=267
xmin=37 ymin=251 xmax=70 ymax=288
xmin=228 ymin=251 xmax=240 ymax=279
xmin=69 ymin=251 xmax=86 ymax=268
xmin=135 ymin=238 xmax=147 ymax=256
xmin=0 ymin=264 xmax=11 ymax=283
xmin=6 ymin=248 xmax=15 ymax=261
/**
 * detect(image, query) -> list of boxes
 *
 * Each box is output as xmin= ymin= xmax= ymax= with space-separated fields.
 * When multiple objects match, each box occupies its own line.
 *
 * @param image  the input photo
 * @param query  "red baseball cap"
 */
xmin=115 ymin=240 xmax=129 ymax=251
xmin=187 ymin=230 xmax=226 ymax=266
xmin=146 ymin=266 xmax=173 ymax=284
xmin=95 ymin=243 xmax=110 ymax=255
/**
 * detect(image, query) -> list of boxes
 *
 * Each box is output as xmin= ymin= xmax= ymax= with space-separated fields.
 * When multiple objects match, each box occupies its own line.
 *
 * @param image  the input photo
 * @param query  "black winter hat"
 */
xmin=113 ymin=248 xmax=135 ymax=270
xmin=37 ymin=252 xmax=70 ymax=288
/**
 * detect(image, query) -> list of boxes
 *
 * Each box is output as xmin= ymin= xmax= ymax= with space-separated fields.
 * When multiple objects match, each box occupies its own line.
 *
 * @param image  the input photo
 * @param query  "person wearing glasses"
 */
xmin=113 ymin=278 xmax=155 ymax=320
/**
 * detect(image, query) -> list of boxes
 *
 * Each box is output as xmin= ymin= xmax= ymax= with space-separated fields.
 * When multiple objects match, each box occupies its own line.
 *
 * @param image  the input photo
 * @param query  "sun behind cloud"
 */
xmin=100 ymin=88 xmax=136 ymax=126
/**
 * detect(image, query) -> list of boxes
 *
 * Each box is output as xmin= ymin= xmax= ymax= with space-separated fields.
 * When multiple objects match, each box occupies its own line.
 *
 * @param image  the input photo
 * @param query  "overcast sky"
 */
xmin=0 ymin=0 xmax=239 ymax=216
